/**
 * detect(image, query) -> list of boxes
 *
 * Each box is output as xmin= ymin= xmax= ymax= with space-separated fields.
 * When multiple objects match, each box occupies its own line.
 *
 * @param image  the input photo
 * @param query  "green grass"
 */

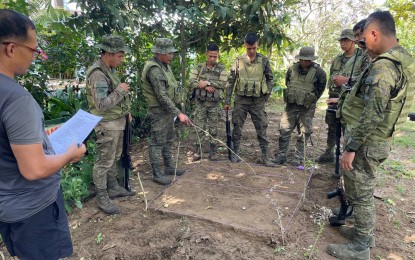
xmin=378 ymin=159 xmax=414 ymax=178
xmin=394 ymin=121 xmax=415 ymax=147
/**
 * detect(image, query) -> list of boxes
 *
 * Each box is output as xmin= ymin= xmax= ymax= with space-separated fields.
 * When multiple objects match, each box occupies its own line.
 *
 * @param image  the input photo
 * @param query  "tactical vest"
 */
xmin=193 ymin=63 xmax=224 ymax=101
xmin=141 ymin=59 xmax=181 ymax=107
xmin=234 ymin=55 xmax=268 ymax=97
xmin=86 ymin=60 xmax=130 ymax=121
xmin=342 ymin=49 xmax=364 ymax=78
xmin=285 ymin=63 xmax=318 ymax=108
xmin=328 ymin=53 xmax=350 ymax=97
xmin=341 ymin=48 xmax=415 ymax=141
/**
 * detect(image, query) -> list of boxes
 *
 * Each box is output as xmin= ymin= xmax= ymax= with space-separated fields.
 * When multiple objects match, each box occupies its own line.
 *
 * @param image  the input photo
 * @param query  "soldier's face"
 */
xmin=299 ymin=59 xmax=312 ymax=69
xmin=206 ymin=51 xmax=219 ymax=66
xmin=354 ymin=29 xmax=365 ymax=48
xmin=244 ymin=42 xmax=258 ymax=58
xmin=109 ymin=52 xmax=125 ymax=68
xmin=158 ymin=53 xmax=174 ymax=64
xmin=339 ymin=39 xmax=354 ymax=52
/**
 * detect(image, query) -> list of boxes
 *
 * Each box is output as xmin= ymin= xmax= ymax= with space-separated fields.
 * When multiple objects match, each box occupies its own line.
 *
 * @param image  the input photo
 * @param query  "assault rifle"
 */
xmin=326 ymin=108 xmax=352 ymax=226
xmin=121 ymin=115 xmax=133 ymax=191
xmin=225 ymin=109 xmax=232 ymax=161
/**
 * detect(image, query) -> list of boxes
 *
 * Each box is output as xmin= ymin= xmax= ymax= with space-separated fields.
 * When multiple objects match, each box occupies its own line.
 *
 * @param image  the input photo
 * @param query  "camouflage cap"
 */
xmin=337 ymin=29 xmax=355 ymax=41
xmin=96 ymin=35 xmax=130 ymax=54
xmin=295 ymin=46 xmax=318 ymax=61
xmin=151 ymin=38 xmax=178 ymax=54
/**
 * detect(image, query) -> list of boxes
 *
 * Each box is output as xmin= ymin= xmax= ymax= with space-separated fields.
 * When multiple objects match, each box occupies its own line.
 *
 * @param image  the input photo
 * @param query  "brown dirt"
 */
xmin=2 ymin=99 xmax=415 ymax=260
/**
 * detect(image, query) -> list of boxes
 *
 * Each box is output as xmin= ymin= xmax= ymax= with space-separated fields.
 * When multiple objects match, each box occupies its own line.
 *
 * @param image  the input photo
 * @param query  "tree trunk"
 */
xmin=179 ymin=9 xmax=187 ymax=98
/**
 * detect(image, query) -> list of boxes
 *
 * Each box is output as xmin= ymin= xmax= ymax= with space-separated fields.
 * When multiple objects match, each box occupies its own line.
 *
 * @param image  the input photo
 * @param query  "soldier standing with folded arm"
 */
xmin=189 ymin=43 xmax=228 ymax=161
xmin=86 ymin=35 xmax=135 ymax=215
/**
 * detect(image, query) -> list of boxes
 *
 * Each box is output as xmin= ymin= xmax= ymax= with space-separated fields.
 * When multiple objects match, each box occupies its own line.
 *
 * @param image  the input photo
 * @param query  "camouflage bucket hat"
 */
xmin=151 ymin=38 xmax=178 ymax=54
xmin=96 ymin=35 xmax=130 ymax=54
xmin=295 ymin=46 xmax=318 ymax=61
xmin=337 ymin=29 xmax=355 ymax=41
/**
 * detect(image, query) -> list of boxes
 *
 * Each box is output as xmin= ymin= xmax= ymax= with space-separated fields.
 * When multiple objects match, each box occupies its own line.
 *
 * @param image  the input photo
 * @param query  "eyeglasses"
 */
xmin=1 ymin=42 xmax=41 ymax=58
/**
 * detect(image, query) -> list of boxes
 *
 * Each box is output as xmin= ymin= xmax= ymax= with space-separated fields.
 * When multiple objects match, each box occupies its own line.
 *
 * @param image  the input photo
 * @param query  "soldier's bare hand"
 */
xmin=332 ymin=75 xmax=349 ymax=87
xmin=128 ymin=113 xmax=133 ymax=123
xmin=224 ymin=105 xmax=231 ymax=111
xmin=326 ymin=98 xmax=339 ymax=104
xmin=205 ymin=86 xmax=216 ymax=93
xmin=340 ymin=151 xmax=355 ymax=170
xmin=177 ymin=113 xmax=193 ymax=126
xmin=118 ymin=83 xmax=130 ymax=92
xmin=197 ymin=80 xmax=209 ymax=88
xmin=67 ymin=143 xmax=87 ymax=163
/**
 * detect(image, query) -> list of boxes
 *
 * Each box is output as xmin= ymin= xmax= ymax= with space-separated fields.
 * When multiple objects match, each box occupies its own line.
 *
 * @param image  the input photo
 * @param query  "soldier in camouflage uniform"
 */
xmin=141 ymin=38 xmax=192 ymax=185
xmin=86 ymin=35 xmax=135 ymax=214
xmin=189 ymin=43 xmax=228 ymax=161
xmin=325 ymin=19 xmax=371 ymax=107
xmin=327 ymin=11 xmax=415 ymax=259
xmin=224 ymin=33 xmax=274 ymax=166
xmin=273 ymin=47 xmax=326 ymax=166
xmin=317 ymin=29 xmax=356 ymax=163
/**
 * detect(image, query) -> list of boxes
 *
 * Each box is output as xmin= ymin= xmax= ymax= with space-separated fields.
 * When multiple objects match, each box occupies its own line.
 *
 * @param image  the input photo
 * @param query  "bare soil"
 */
xmin=2 ymin=99 xmax=415 ymax=260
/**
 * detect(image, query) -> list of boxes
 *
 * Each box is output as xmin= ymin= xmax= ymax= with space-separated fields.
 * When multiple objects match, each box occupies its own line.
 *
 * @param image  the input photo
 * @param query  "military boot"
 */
xmin=230 ymin=143 xmax=240 ymax=163
xmin=316 ymin=148 xmax=335 ymax=163
xmin=339 ymin=226 xmax=376 ymax=248
xmin=209 ymin=143 xmax=219 ymax=161
xmin=152 ymin=164 xmax=174 ymax=185
xmin=96 ymin=189 xmax=120 ymax=214
xmin=260 ymin=148 xmax=275 ymax=167
xmin=107 ymin=177 xmax=136 ymax=199
xmin=326 ymin=235 xmax=371 ymax=260
xmin=193 ymin=145 xmax=202 ymax=161
xmin=272 ymin=136 xmax=289 ymax=164
xmin=163 ymin=149 xmax=185 ymax=176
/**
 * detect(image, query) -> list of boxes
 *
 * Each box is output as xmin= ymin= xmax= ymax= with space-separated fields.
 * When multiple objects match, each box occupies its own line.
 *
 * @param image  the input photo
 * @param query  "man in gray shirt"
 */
xmin=0 ymin=9 xmax=86 ymax=259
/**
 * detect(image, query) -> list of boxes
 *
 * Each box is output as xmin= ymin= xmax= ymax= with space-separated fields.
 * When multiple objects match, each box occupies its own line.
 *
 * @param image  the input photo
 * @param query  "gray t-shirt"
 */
xmin=0 ymin=73 xmax=60 ymax=223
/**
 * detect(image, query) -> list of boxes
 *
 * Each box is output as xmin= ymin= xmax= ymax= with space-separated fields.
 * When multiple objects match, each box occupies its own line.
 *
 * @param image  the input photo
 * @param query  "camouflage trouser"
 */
xmin=193 ymin=99 xmax=220 ymax=149
xmin=278 ymin=103 xmax=316 ymax=159
xmin=324 ymin=110 xmax=337 ymax=151
xmin=343 ymin=136 xmax=390 ymax=238
xmin=93 ymin=126 xmax=124 ymax=190
xmin=232 ymin=95 xmax=268 ymax=152
xmin=148 ymin=107 xmax=175 ymax=168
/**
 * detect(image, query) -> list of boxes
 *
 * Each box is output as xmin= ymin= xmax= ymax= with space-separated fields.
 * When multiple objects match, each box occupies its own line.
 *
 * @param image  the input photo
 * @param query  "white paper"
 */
xmin=48 ymin=109 xmax=102 ymax=154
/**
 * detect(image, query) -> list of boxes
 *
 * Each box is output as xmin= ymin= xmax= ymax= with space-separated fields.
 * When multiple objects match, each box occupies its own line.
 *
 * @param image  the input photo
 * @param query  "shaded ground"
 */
xmin=1 ymin=98 xmax=414 ymax=260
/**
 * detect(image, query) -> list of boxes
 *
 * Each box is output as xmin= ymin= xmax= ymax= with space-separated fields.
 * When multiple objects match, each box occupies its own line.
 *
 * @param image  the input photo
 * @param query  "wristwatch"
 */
xmin=207 ymin=81 xmax=211 ymax=86
xmin=345 ymin=146 xmax=356 ymax=153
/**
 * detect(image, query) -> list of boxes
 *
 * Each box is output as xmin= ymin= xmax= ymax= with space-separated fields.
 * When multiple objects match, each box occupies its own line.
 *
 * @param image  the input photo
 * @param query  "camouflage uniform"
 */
xmin=189 ymin=62 xmax=228 ymax=158
xmin=275 ymin=47 xmax=326 ymax=165
xmin=319 ymin=29 xmax=355 ymax=162
xmin=86 ymin=35 xmax=134 ymax=214
xmin=141 ymin=38 xmax=184 ymax=185
xmin=329 ymin=45 xmax=415 ymax=256
xmin=225 ymin=53 xmax=274 ymax=163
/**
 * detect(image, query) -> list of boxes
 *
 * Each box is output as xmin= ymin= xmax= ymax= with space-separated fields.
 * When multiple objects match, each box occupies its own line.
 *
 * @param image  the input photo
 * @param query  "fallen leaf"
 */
xmin=387 ymin=253 xmax=404 ymax=260
xmin=404 ymin=234 xmax=415 ymax=243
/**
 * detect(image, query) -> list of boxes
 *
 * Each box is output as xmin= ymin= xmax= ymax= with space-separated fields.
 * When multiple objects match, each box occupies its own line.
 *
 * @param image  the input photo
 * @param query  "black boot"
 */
xmin=163 ymin=148 xmax=185 ymax=176
xmin=107 ymin=177 xmax=136 ymax=199
xmin=230 ymin=143 xmax=240 ymax=163
xmin=152 ymin=164 xmax=173 ymax=185
xmin=96 ymin=189 xmax=120 ymax=214
xmin=209 ymin=143 xmax=219 ymax=161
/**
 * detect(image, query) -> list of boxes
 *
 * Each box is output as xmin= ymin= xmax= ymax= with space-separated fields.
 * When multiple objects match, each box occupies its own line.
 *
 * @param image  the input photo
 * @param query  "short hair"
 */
xmin=244 ymin=32 xmax=258 ymax=45
xmin=365 ymin=11 xmax=396 ymax=36
xmin=0 ymin=9 xmax=35 ymax=43
xmin=353 ymin=19 xmax=366 ymax=33
xmin=207 ymin=43 xmax=219 ymax=52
